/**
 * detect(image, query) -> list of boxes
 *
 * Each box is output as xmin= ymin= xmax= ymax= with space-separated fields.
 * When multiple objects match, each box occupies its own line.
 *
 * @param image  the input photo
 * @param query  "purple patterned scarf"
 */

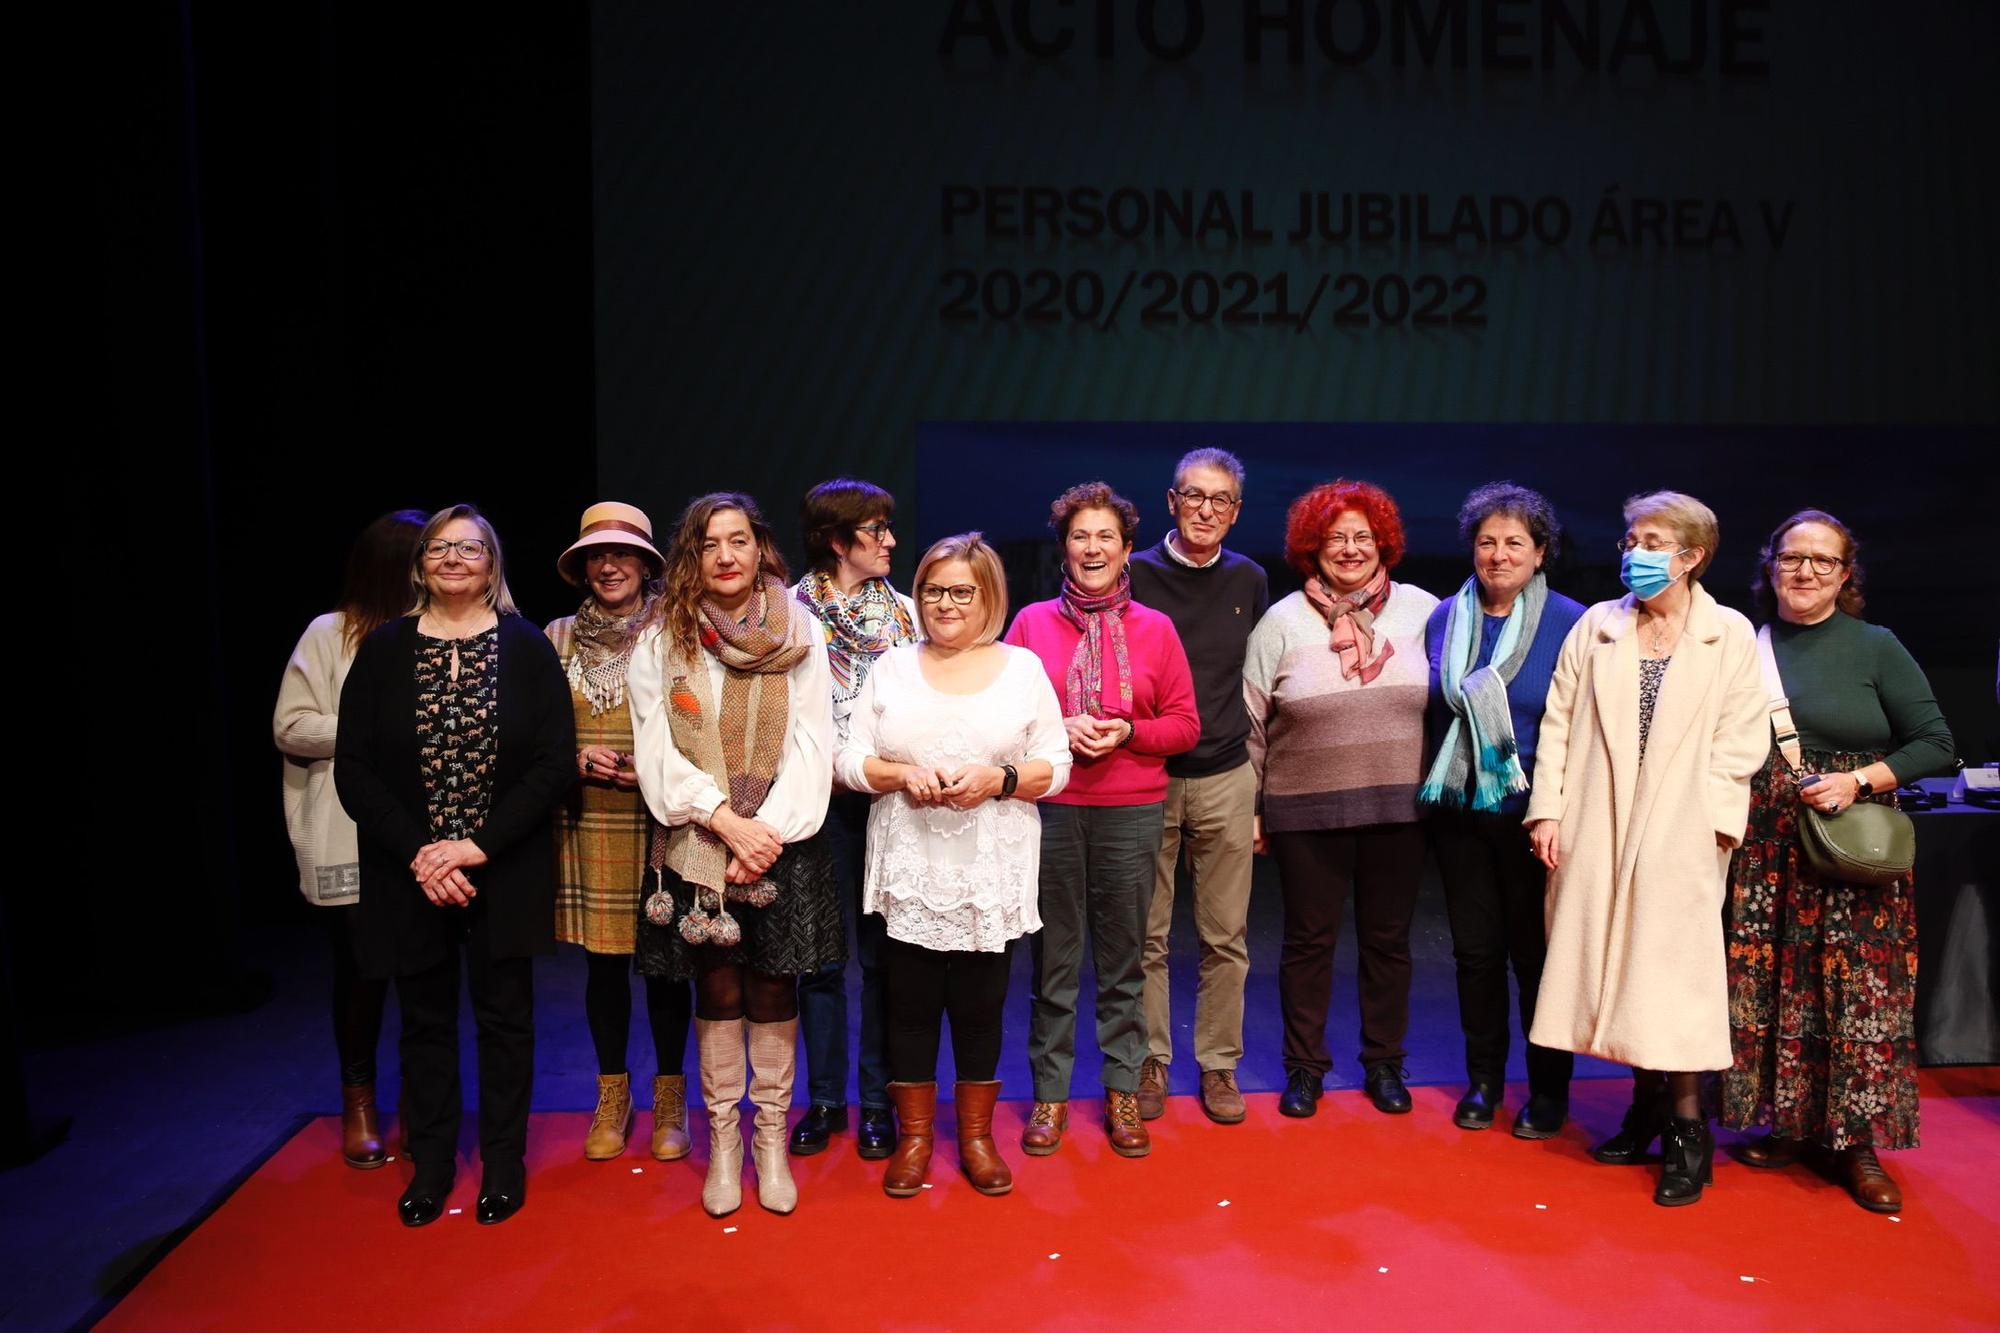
xmin=1058 ymin=567 xmax=1134 ymax=718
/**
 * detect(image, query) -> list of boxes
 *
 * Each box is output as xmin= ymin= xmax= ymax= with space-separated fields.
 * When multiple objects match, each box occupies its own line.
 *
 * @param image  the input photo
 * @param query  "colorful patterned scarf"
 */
xmin=1058 ymin=567 xmax=1134 ymax=718
xmin=649 ymin=575 xmax=809 ymax=896
xmin=794 ymin=570 xmax=917 ymax=706
xmin=1418 ymin=572 xmax=1547 ymax=811
xmin=1302 ymin=566 xmax=1396 ymax=685
xmin=562 ymin=592 xmax=658 ymax=715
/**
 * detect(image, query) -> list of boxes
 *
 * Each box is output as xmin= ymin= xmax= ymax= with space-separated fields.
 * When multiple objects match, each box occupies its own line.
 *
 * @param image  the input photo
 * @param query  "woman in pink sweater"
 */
xmin=1005 ymin=481 xmax=1200 ymax=1158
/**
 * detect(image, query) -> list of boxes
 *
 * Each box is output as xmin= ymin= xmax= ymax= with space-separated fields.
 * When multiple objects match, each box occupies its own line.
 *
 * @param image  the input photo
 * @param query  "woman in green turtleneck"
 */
xmin=1722 ymin=509 xmax=1954 ymax=1214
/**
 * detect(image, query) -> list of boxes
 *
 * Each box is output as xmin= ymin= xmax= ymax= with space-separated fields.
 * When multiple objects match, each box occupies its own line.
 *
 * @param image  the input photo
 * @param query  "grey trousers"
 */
xmin=1028 ymin=800 xmax=1165 ymax=1101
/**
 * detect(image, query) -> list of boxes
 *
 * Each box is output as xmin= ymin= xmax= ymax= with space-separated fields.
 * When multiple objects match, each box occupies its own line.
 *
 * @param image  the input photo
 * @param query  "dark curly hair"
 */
xmin=659 ymin=492 xmax=789 ymax=655
xmin=1048 ymin=480 xmax=1140 ymax=546
xmin=1457 ymin=481 xmax=1560 ymax=560
xmin=1753 ymin=508 xmax=1866 ymax=622
xmin=1283 ymin=479 xmax=1405 ymax=579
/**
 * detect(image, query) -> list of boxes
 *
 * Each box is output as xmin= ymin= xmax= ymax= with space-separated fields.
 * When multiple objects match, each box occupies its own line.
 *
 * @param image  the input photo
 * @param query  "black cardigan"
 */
xmin=335 ymin=614 xmax=576 ymax=979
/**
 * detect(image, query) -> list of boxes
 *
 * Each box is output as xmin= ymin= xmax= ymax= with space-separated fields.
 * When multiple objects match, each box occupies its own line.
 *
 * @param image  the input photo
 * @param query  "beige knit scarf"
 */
xmin=649 ymin=574 xmax=809 ymax=898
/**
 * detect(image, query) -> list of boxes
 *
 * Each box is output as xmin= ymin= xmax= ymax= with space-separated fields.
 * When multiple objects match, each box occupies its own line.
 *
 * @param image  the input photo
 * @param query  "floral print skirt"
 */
xmin=1723 ymin=747 xmax=1919 ymax=1150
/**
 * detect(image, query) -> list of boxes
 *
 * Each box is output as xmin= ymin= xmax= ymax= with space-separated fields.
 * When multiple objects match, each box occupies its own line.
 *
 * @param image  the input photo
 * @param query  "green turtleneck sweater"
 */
xmin=1769 ymin=612 xmax=1955 ymax=782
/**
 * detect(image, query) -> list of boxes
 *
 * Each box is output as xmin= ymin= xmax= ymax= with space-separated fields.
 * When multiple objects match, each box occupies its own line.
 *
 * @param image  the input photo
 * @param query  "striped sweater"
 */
xmin=1244 ymin=582 xmax=1440 ymax=832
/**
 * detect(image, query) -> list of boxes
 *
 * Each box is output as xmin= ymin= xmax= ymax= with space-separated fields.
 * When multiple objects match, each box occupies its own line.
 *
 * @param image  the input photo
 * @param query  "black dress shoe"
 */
xmin=788 ymin=1103 xmax=846 ymax=1156
xmin=476 ymin=1165 xmax=527 ymax=1226
xmin=856 ymin=1106 xmax=895 ymax=1160
xmin=1453 ymin=1082 xmax=1502 ymax=1130
xmin=1364 ymin=1063 xmax=1413 ymax=1115
xmin=1278 ymin=1067 xmax=1322 ymax=1118
xmin=1512 ymin=1093 xmax=1568 ymax=1140
xmin=398 ymin=1172 xmax=454 ymax=1228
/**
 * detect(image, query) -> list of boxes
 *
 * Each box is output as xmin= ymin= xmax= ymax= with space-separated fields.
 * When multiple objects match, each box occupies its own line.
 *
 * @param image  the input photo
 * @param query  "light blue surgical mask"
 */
xmin=1620 ymin=546 xmax=1686 ymax=601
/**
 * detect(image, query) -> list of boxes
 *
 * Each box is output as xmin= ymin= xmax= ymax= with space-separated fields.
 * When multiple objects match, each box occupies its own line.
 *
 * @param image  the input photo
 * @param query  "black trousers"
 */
xmin=1271 ymin=823 xmax=1426 ymax=1076
xmin=322 ymin=904 xmax=388 ymax=1087
xmin=396 ymin=944 xmax=534 ymax=1177
xmin=883 ymin=936 xmax=1011 ymax=1084
xmin=1430 ymin=809 xmax=1574 ymax=1098
xmin=583 ymin=950 xmax=691 ymax=1077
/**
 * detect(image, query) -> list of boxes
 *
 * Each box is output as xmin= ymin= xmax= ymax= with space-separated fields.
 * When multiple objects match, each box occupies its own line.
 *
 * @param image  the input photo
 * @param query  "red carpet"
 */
xmin=103 ymin=1069 xmax=2000 ymax=1330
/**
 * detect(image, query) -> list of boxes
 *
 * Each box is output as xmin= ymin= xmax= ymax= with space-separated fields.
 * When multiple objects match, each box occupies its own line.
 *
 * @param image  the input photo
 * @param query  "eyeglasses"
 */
xmin=919 ymin=584 xmax=979 ymax=605
xmin=854 ymin=521 xmax=894 ymax=540
xmin=1322 ymin=531 xmax=1376 ymax=548
xmin=1172 ymin=488 xmax=1238 ymax=515
xmin=1774 ymin=552 xmax=1846 ymax=576
xmin=1615 ymin=537 xmax=1682 ymax=555
xmin=423 ymin=539 xmax=490 ymax=561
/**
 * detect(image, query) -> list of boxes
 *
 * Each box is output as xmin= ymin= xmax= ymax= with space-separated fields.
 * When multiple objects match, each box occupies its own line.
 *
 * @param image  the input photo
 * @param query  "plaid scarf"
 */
xmin=1059 ymin=567 xmax=1133 ymax=718
xmin=649 ymin=575 xmax=809 ymax=896
xmin=1418 ymin=572 xmax=1547 ymax=812
xmin=794 ymin=570 xmax=916 ymax=706
xmin=1302 ymin=567 xmax=1396 ymax=685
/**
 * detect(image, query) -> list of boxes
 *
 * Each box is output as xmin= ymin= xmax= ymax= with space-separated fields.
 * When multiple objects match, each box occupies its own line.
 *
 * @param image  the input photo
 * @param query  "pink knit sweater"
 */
xmin=1004 ymin=599 xmax=1200 ymax=807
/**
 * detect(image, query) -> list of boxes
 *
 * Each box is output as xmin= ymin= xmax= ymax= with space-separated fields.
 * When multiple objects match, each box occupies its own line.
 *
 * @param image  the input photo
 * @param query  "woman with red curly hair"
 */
xmin=1245 ymin=480 xmax=1440 ymax=1119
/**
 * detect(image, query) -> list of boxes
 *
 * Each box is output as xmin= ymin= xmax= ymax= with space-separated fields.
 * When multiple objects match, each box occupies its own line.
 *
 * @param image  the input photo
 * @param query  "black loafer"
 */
xmin=476 ymin=1166 xmax=527 ymax=1226
xmin=1453 ymin=1082 xmax=1502 ymax=1130
xmin=1278 ymin=1067 xmax=1322 ymax=1118
xmin=1364 ymin=1063 xmax=1413 ymax=1115
xmin=856 ymin=1106 xmax=895 ymax=1160
xmin=398 ymin=1173 xmax=453 ymax=1228
xmin=1512 ymin=1093 xmax=1568 ymax=1140
xmin=788 ymin=1103 xmax=846 ymax=1156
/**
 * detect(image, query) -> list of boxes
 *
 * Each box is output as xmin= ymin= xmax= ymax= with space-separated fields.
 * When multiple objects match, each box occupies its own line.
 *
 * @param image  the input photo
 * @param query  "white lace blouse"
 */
xmin=833 ymin=643 xmax=1072 ymax=952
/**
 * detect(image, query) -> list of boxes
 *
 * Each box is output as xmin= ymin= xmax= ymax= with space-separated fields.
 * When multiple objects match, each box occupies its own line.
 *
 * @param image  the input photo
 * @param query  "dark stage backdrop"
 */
xmin=592 ymin=1 xmax=1999 ymax=758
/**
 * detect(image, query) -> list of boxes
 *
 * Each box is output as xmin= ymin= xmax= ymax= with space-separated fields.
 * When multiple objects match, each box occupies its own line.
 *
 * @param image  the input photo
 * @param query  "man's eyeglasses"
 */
xmin=1172 ymin=488 xmax=1238 ymax=515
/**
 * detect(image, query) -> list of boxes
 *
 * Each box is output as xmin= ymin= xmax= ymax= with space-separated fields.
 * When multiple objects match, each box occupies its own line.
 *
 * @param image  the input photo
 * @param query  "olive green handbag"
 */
xmin=1755 ymin=627 xmax=1915 ymax=886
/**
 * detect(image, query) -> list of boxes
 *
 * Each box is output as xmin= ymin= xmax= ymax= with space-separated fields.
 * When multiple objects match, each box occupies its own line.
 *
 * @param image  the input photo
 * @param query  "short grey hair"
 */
xmin=1173 ymin=447 xmax=1245 ymax=493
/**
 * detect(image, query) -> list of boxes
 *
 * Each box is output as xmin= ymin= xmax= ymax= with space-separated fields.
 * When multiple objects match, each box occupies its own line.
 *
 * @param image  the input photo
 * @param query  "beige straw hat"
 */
xmin=556 ymin=501 xmax=665 ymax=586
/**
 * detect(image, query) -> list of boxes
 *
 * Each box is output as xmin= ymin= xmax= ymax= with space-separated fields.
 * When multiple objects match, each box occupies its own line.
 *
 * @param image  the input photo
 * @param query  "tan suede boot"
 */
xmin=696 ymin=1018 xmax=746 ymax=1216
xmin=651 ymin=1074 xmax=691 ymax=1161
xmin=583 ymin=1073 xmax=634 ymax=1161
xmin=747 ymin=1018 xmax=799 ymax=1214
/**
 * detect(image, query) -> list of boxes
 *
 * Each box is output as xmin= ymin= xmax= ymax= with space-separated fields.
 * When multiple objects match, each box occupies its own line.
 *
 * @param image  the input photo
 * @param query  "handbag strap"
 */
xmin=1754 ymin=625 xmax=1805 ymax=775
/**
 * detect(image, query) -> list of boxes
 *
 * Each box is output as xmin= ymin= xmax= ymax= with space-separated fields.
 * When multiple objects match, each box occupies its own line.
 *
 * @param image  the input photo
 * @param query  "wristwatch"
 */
xmin=1853 ymin=773 xmax=1874 ymax=800
xmin=1000 ymin=764 xmax=1019 ymax=798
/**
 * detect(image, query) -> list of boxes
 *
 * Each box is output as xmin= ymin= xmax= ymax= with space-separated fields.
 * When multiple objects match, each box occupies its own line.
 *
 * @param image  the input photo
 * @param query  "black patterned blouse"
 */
xmin=414 ymin=628 xmax=501 ymax=839
xmin=1637 ymin=656 xmax=1671 ymax=766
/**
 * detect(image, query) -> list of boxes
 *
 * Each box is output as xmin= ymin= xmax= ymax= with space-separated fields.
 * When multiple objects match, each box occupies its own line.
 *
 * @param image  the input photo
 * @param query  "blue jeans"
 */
xmin=796 ymin=791 xmax=889 ymax=1110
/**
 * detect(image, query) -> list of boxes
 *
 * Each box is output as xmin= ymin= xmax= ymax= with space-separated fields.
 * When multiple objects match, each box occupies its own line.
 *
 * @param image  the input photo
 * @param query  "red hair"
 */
xmin=1283 ymin=480 xmax=1406 ymax=579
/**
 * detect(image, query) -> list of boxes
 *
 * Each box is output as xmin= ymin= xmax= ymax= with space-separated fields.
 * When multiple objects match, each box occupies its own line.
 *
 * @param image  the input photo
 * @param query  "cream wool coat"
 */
xmin=1525 ymin=586 xmax=1769 ymax=1072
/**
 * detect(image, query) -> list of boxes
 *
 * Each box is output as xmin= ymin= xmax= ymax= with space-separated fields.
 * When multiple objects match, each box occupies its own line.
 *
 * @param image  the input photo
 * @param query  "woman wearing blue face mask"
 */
xmin=1523 ymin=491 xmax=1770 ymax=1208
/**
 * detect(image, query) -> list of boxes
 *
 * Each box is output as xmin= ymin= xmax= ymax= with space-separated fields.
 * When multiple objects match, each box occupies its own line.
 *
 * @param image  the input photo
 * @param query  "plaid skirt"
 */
xmin=553 ymin=694 xmax=648 ymax=955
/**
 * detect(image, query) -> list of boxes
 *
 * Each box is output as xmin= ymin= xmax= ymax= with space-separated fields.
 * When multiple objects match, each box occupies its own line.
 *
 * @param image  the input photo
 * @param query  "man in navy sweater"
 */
xmin=1128 ymin=448 xmax=1270 ymax=1124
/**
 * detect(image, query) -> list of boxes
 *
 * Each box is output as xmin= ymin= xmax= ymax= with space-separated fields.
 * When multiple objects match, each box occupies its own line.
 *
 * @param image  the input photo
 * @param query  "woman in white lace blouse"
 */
xmin=834 ymin=533 xmax=1071 ymax=1199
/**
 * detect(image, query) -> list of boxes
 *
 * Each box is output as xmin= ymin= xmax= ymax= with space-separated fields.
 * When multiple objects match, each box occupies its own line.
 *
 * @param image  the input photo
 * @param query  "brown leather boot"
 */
xmin=954 ymin=1081 xmax=1012 ymax=1196
xmin=650 ymin=1074 xmax=691 ymax=1161
xmin=1104 ymin=1089 xmax=1151 ymax=1157
xmin=1021 ymin=1101 xmax=1067 ymax=1156
xmin=1838 ymin=1146 xmax=1903 ymax=1213
xmin=1738 ymin=1132 xmax=1805 ymax=1169
xmin=341 ymin=1084 xmax=386 ymax=1169
xmin=883 ymin=1081 xmax=936 ymax=1198
xmin=583 ymin=1073 xmax=634 ymax=1161
xmin=1137 ymin=1058 xmax=1168 ymax=1120
xmin=1199 ymin=1069 xmax=1247 ymax=1124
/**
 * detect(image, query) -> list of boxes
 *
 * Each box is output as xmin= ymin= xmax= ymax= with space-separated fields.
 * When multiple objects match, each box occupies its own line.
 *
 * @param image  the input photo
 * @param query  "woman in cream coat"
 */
xmin=1526 ymin=491 xmax=1768 ymax=1208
